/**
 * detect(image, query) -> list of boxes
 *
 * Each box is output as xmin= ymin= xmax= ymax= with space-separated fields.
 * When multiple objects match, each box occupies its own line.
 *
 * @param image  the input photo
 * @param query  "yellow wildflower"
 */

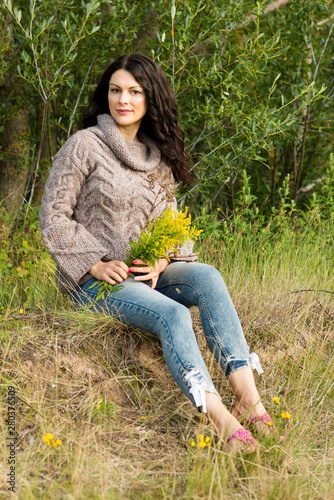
xmin=205 ymin=436 xmax=210 ymax=443
xmin=37 ymin=449 xmax=41 ymax=453
xmin=199 ymin=441 xmax=206 ymax=448
xmin=55 ymin=439 xmax=61 ymax=446
xmin=199 ymin=434 xmax=204 ymax=441
xmin=42 ymin=433 xmax=53 ymax=445
xmin=96 ymin=404 xmax=101 ymax=409
xmin=190 ymin=440 xmax=195 ymax=447
xmin=19 ymin=309 xmax=23 ymax=314
xmin=272 ymin=397 xmax=280 ymax=405
xmin=281 ymin=411 xmax=291 ymax=419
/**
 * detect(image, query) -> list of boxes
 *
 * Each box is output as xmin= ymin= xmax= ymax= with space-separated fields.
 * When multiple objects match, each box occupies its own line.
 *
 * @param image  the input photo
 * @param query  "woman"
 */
xmin=40 ymin=54 xmax=281 ymax=453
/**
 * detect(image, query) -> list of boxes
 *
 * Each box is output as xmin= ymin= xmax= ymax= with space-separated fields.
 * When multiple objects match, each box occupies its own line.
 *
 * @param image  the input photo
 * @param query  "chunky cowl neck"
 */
xmin=95 ymin=113 xmax=161 ymax=172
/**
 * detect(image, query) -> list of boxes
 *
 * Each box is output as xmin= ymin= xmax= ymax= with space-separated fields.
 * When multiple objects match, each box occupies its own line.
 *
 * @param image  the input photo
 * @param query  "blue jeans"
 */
xmin=70 ymin=262 xmax=254 ymax=412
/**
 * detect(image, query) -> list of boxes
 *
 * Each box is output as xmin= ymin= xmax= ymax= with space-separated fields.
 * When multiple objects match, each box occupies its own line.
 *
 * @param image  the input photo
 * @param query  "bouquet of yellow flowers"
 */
xmin=90 ymin=206 xmax=202 ymax=300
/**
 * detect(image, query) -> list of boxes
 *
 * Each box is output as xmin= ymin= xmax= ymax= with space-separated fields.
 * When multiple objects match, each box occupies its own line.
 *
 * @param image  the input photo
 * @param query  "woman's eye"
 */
xmin=132 ymin=90 xmax=141 ymax=95
xmin=110 ymin=88 xmax=119 ymax=93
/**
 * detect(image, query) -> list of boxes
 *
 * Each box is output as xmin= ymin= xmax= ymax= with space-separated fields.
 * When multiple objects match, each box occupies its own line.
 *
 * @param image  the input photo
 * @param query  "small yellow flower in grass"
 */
xmin=42 ymin=433 xmax=53 ymax=444
xmin=190 ymin=440 xmax=195 ymax=447
xmin=272 ymin=397 xmax=280 ymax=405
xmin=37 ymin=449 xmax=41 ymax=453
xmin=199 ymin=434 xmax=204 ymax=442
xmin=199 ymin=441 xmax=206 ymax=448
xmin=96 ymin=404 xmax=101 ymax=409
xmin=268 ymin=421 xmax=272 ymax=426
xmin=205 ymin=436 xmax=210 ymax=443
xmin=281 ymin=411 xmax=291 ymax=419
xmin=42 ymin=433 xmax=62 ymax=448
xmin=19 ymin=309 xmax=23 ymax=314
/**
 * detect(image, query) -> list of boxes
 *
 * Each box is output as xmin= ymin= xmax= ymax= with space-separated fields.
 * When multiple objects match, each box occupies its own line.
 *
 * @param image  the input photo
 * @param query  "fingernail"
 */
xmin=127 ymin=270 xmax=130 ymax=274
xmin=132 ymin=260 xmax=137 ymax=264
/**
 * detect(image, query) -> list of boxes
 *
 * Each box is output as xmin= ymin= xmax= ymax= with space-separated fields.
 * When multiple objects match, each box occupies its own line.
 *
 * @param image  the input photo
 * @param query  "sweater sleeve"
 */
xmin=39 ymin=132 xmax=109 ymax=288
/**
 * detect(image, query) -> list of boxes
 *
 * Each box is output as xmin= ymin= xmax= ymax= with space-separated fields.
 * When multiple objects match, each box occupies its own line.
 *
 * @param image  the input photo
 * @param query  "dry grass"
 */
xmin=1 ymin=234 xmax=334 ymax=499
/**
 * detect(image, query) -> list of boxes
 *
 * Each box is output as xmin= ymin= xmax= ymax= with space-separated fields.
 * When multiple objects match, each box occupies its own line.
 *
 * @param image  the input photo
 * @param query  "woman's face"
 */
xmin=108 ymin=69 xmax=147 ymax=139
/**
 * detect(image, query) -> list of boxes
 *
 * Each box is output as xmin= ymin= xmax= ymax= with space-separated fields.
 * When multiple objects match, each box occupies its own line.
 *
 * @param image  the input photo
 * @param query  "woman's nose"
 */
xmin=118 ymin=91 xmax=129 ymax=104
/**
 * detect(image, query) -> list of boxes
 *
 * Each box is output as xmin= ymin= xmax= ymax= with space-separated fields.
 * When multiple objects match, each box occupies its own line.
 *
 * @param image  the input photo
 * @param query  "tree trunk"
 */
xmin=0 ymin=107 xmax=30 ymax=216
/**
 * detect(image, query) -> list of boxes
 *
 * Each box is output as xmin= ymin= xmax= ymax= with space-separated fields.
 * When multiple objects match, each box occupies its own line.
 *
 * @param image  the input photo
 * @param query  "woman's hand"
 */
xmin=129 ymin=258 xmax=169 ymax=289
xmin=89 ymin=260 xmax=129 ymax=285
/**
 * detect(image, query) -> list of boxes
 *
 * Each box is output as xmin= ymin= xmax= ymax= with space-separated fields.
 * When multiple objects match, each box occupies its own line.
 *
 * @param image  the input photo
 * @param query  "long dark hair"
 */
xmin=83 ymin=54 xmax=193 ymax=185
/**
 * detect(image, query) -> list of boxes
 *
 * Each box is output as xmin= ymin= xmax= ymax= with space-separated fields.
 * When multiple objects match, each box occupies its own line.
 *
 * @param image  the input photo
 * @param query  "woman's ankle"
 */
xmin=234 ymin=397 xmax=266 ymax=420
xmin=206 ymin=393 xmax=243 ymax=438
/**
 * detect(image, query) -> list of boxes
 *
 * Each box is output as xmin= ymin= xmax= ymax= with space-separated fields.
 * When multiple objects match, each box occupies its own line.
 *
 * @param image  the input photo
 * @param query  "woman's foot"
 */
xmin=226 ymin=428 xmax=257 ymax=454
xmin=228 ymin=367 xmax=284 ymax=441
xmin=232 ymin=399 xmax=284 ymax=441
xmin=205 ymin=393 xmax=257 ymax=453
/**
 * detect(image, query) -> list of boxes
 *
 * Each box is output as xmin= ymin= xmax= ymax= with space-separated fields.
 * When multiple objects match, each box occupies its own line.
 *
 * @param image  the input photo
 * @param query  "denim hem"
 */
xmin=226 ymin=362 xmax=251 ymax=379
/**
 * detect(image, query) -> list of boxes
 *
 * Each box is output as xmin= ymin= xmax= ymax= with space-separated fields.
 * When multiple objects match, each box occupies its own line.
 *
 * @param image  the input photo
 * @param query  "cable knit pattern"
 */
xmin=39 ymin=114 xmax=198 ymax=293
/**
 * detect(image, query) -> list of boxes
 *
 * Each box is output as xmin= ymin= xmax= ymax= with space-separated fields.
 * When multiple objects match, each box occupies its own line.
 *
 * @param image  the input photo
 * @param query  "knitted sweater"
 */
xmin=39 ymin=114 xmax=198 ymax=293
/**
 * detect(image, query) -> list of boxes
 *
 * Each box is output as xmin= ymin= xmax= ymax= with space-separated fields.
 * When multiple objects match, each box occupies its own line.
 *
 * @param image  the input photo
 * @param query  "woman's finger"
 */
xmin=133 ymin=271 xmax=157 ymax=281
xmin=104 ymin=271 xmax=124 ymax=284
xmin=114 ymin=266 xmax=129 ymax=280
xmin=103 ymin=275 xmax=117 ymax=285
xmin=114 ymin=260 xmax=129 ymax=272
xmin=132 ymin=259 xmax=148 ymax=265
xmin=128 ymin=266 xmax=150 ymax=274
xmin=151 ymin=276 xmax=158 ymax=289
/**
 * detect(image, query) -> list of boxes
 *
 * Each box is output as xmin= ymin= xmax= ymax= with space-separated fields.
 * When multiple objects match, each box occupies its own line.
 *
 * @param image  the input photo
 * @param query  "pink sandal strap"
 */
xmin=226 ymin=428 xmax=257 ymax=446
xmin=250 ymin=412 xmax=278 ymax=434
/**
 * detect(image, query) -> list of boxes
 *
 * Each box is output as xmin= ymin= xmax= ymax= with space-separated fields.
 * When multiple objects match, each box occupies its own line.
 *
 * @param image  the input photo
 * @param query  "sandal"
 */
xmin=232 ymin=405 xmax=284 ymax=441
xmin=250 ymin=412 xmax=278 ymax=435
xmin=226 ymin=428 xmax=257 ymax=453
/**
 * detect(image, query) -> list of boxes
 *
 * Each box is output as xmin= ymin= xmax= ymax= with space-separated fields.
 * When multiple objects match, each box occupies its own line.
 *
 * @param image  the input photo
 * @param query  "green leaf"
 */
xmin=13 ymin=7 xmax=21 ymax=23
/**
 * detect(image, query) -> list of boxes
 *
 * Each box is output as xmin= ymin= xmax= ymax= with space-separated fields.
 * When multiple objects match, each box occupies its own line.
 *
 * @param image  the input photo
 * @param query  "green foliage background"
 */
xmin=0 ymin=0 xmax=333 ymax=220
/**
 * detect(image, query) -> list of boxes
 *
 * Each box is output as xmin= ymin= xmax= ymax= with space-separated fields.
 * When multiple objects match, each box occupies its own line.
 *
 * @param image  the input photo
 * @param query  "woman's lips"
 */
xmin=117 ymin=109 xmax=132 ymax=114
